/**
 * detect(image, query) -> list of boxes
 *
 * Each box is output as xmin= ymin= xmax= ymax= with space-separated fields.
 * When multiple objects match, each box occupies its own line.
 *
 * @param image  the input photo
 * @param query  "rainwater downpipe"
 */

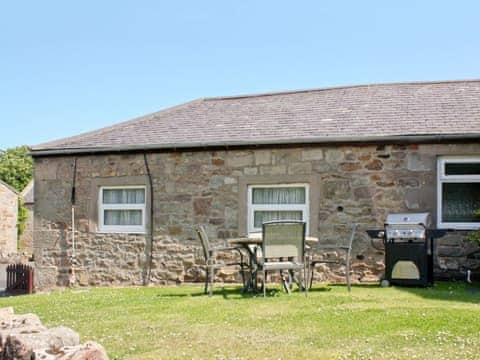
xmin=143 ymin=153 xmax=154 ymax=285
xmin=69 ymin=158 xmax=78 ymax=286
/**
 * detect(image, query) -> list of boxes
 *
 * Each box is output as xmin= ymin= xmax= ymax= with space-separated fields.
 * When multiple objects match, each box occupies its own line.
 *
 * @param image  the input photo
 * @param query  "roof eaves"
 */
xmin=29 ymin=133 xmax=480 ymax=157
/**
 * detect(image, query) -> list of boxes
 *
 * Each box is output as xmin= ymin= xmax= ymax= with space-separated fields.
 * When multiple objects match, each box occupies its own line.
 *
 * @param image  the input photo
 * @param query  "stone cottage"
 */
xmin=0 ymin=180 xmax=18 ymax=255
xmin=30 ymin=80 xmax=480 ymax=289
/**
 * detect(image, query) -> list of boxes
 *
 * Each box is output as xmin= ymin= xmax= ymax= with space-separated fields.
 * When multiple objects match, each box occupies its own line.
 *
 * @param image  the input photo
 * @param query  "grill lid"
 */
xmin=385 ymin=213 xmax=431 ymax=227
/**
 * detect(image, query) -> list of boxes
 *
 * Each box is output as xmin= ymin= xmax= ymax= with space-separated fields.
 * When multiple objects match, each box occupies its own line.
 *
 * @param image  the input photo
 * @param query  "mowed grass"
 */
xmin=1 ymin=282 xmax=480 ymax=359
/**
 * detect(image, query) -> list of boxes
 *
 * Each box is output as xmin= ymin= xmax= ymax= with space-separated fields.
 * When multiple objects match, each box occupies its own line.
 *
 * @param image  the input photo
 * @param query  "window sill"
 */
xmin=96 ymin=230 xmax=147 ymax=235
xmin=437 ymin=223 xmax=480 ymax=231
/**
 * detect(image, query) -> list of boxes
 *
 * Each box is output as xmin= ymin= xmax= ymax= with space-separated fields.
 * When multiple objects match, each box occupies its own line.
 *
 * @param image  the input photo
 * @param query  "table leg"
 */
xmin=240 ymin=244 xmax=259 ymax=294
xmin=281 ymin=270 xmax=291 ymax=294
xmin=290 ymin=269 xmax=304 ymax=291
xmin=287 ymin=257 xmax=304 ymax=291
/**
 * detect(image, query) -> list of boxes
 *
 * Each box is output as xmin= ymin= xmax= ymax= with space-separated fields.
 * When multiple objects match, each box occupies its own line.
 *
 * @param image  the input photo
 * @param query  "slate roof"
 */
xmin=31 ymin=80 xmax=480 ymax=155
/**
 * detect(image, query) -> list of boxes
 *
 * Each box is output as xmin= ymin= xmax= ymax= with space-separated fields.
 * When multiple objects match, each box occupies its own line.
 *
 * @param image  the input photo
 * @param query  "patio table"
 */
xmin=228 ymin=234 xmax=318 ymax=294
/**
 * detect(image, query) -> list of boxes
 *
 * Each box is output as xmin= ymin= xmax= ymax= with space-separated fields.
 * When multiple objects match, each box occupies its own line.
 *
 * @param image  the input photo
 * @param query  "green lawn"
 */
xmin=1 ymin=283 xmax=480 ymax=359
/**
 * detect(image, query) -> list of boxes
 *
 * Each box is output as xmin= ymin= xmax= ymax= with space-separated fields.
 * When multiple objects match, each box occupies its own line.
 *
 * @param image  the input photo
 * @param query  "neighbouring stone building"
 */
xmin=30 ymin=80 xmax=480 ymax=289
xmin=19 ymin=180 xmax=34 ymax=254
xmin=0 ymin=180 xmax=18 ymax=255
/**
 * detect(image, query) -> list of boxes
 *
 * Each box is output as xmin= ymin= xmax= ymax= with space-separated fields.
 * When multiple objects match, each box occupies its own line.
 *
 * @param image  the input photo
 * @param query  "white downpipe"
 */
xmin=72 ymin=206 xmax=76 ymax=259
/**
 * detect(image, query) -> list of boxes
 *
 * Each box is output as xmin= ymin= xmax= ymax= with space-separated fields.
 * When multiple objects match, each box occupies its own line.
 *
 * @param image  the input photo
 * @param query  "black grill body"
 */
xmin=367 ymin=213 xmax=448 ymax=287
xmin=385 ymin=238 xmax=433 ymax=287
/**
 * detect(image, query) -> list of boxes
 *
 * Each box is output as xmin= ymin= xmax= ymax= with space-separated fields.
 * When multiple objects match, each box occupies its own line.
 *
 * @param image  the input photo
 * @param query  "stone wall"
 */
xmin=33 ymin=143 xmax=480 ymax=288
xmin=0 ymin=183 xmax=17 ymax=255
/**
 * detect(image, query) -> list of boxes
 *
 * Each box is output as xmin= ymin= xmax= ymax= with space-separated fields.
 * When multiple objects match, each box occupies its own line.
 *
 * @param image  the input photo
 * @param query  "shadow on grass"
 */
xmin=155 ymin=285 xmax=260 ymax=299
xmin=154 ymin=281 xmax=480 ymax=304
xmin=393 ymin=281 xmax=480 ymax=304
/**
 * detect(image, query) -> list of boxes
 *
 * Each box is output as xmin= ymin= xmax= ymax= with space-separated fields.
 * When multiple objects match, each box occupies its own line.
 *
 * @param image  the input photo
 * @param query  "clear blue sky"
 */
xmin=1 ymin=1 xmax=479 ymax=149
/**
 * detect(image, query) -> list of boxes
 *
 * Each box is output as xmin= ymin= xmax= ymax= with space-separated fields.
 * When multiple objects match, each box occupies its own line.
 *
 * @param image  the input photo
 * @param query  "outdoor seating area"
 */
xmin=196 ymin=220 xmax=357 ymax=297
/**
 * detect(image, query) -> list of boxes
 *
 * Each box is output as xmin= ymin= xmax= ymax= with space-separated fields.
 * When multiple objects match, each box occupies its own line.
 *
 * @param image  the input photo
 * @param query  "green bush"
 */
xmin=17 ymin=198 xmax=27 ymax=239
xmin=467 ymin=209 xmax=480 ymax=246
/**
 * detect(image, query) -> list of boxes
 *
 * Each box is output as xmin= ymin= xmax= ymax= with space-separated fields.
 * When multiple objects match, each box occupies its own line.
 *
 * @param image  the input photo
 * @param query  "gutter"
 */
xmin=29 ymin=133 xmax=480 ymax=157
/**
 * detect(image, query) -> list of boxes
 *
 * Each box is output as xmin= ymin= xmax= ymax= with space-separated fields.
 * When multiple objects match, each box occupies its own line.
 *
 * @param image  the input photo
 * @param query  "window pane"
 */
xmin=442 ymin=183 xmax=480 ymax=222
xmin=104 ymin=210 xmax=143 ymax=226
xmin=252 ymin=187 xmax=305 ymax=204
xmin=103 ymin=189 xmax=145 ymax=204
xmin=254 ymin=211 xmax=303 ymax=228
xmin=445 ymin=163 xmax=480 ymax=176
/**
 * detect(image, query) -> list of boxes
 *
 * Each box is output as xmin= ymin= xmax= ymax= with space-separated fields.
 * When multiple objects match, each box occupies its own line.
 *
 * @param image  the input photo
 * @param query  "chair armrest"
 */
xmin=210 ymin=246 xmax=244 ymax=253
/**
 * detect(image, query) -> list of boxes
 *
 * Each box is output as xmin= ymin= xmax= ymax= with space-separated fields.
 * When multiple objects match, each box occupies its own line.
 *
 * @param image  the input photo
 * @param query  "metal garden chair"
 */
xmin=194 ymin=225 xmax=249 ymax=296
xmin=260 ymin=220 xmax=308 ymax=297
xmin=309 ymin=223 xmax=358 ymax=292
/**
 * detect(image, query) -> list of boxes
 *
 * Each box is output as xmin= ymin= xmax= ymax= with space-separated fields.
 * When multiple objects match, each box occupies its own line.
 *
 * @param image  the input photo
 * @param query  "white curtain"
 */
xmin=254 ymin=211 xmax=302 ymax=228
xmin=252 ymin=187 xmax=305 ymax=204
xmin=103 ymin=189 xmax=145 ymax=204
xmin=104 ymin=210 xmax=142 ymax=225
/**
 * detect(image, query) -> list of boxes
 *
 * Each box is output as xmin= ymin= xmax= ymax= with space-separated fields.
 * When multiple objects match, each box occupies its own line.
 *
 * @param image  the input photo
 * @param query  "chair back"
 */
xmin=194 ymin=225 xmax=210 ymax=261
xmin=262 ymin=221 xmax=305 ymax=259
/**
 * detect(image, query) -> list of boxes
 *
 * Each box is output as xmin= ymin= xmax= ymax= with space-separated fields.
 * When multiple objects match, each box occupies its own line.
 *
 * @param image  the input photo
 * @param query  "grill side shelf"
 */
xmin=366 ymin=230 xmax=384 ymax=239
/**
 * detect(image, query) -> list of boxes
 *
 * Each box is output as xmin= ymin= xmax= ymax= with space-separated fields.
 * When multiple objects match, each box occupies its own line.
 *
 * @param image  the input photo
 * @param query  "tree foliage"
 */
xmin=0 ymin=145 xmax=33 ymax=192
xmin=0 ymin=146 xmax=33 ymax=244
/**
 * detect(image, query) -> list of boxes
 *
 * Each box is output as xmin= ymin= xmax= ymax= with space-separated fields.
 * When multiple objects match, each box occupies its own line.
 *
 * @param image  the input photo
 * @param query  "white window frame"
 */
xmin=437 ymin=156 xmax=480 ymax=229
xmin=247 ymin=183 xmax=309 ymax=235
xmin=98 ymin=185 xmax=147 ymax=234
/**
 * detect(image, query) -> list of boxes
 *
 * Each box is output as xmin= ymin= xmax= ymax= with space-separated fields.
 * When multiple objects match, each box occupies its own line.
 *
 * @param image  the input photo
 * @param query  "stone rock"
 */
xmin=4 ymin=326 xmax=80 ymax=359
xmin=325 ymin=150 xmax=343 ymax=162
xmin=353 ymin=186 xmax=375 ymax=200
xmin=259 ymin=165 xmax=287 ymax=175
xmin=288 ymin=162 xmax=312 ymax=175
xmin=254 ymin=150 xmax=271 ymax=165
xmin=212 ymin=158 xmax=224 ymax=167
xmin=0 ymin=307 xmax=14 ymax=320
xmin=324 ymin=180 xmax=351 ymax=200
xmin=360 ymin=274 xmax=380 ymax=283
xmin=437 ymin=246 xmax=465 ymax=257
xmin=365 ymin=159 xmax=383 ymax=171
xmin=193 ymin=197 xmax=212 ymax=216
xmin=302 ymin=149 xmax=323 ymax=161
xmin=340 ymin=162 xmax=362 ymax=172
xmin=358 ymin=154 xmax=371 ymax=161
xmin=34 ymin=341 xmax=109 ymax=360
xmin=226 ymin=153 xmax=254 ymax=168
xmin=407 ymin=153 xmax=434 ymax=171
xmin=398 ymin=178 xmax=420 ymax=187
xmin=35 ymin=266 xmax=58 ymax=291
xmin=0 ymin=322 xmax=48 ymax=352
xmin=243 ymin=167 xmax=258 ymax=175
xmin=0 ymin=313 xmax=43 ymax=330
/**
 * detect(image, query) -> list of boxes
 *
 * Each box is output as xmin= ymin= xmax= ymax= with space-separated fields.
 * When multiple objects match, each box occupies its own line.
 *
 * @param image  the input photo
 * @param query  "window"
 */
xmin=247 ymin=184 xmax=309 ymax=234
xmin=98 ymin=186 xmax=146 ymax=233
xmin=437 ymin=157 xmax=480 ymax=229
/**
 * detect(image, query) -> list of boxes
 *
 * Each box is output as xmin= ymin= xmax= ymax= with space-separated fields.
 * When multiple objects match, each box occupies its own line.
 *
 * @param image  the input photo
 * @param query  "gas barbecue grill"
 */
xmin=367 ymin=213 xmax=448 ymax=287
